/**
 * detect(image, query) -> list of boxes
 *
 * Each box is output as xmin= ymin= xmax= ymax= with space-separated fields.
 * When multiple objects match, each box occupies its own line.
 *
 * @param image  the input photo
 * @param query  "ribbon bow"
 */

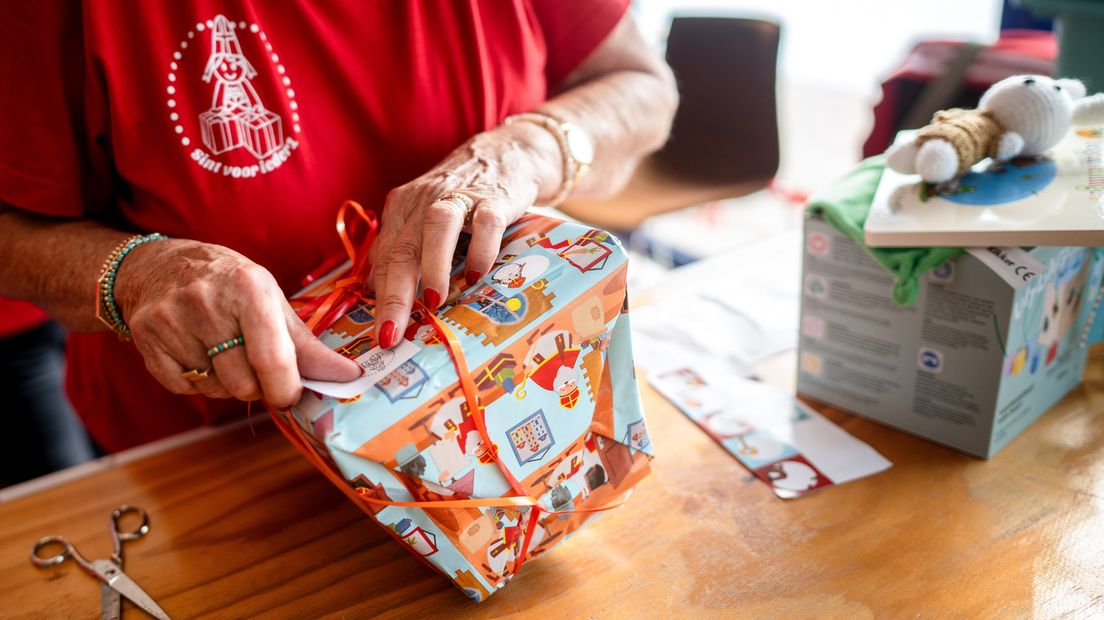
xmin=291 ymin=200 xmax=380 ymax=335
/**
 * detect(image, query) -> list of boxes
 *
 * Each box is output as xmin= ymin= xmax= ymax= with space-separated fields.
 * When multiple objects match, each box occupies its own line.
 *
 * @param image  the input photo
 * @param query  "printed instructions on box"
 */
xmin=798 ymin=218 xmax=1009 ymax=455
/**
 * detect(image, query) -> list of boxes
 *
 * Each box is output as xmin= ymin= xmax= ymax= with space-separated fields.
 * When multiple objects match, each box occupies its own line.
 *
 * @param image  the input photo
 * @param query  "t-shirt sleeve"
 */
xmin=0 ymin=1 xmax=112 ymax=218
xmin=0 ymin=297 xmax=49 ymax=338
xmin=529 ymin=0 xmax=630 ymax=89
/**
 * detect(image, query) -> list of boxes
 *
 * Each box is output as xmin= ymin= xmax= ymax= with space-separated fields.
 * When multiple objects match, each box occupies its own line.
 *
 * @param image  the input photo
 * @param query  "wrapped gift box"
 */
xmin=275 ymin=214 xmax=653 ymax=601
xmin=198 ymin=108 xmax=243 ymax=154
xmin=240 ymin=109 xmax=284 ymax=159
xmin=797 ymin=213 xmax=1104 ymax=458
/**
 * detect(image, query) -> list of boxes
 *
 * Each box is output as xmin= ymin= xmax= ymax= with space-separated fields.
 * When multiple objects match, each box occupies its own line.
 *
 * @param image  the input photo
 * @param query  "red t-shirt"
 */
xmin=0 ymin=297 xmax=49 ymax=338
xmin=0 ymin=0 xmax=627 ymax=452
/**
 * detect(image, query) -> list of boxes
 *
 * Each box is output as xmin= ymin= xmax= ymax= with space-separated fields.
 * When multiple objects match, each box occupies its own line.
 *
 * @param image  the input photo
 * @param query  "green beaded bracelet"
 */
xmin=207 ymin=336 xmax=245 ymax=358
xmin=96 ymin=233 xmax=168 ymax=339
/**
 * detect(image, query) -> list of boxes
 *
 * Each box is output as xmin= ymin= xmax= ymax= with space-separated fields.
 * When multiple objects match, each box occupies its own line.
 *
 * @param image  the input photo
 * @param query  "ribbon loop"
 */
xmin=292 ymin=200 xmax=379 ymax=334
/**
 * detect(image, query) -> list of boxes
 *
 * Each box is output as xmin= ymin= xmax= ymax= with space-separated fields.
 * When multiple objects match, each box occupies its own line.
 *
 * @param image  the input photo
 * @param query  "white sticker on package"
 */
xmin=301 ymin=339 xmax=420 ymax=400
xmin=966 ymin=247 xmax=1047 ymax=290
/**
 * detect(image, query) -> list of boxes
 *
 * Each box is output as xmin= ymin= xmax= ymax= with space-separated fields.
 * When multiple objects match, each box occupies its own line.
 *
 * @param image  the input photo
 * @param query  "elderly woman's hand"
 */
xmin=367 ymin=13 xmax=679 ymax=349
xmin=369 ymin=123 xmax=560 ymax=347
xmin=115 ymin=240 xmax=362 ymax=407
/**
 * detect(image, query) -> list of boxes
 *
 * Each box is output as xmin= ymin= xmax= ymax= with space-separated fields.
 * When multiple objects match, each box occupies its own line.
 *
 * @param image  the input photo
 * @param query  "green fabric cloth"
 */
xmin=805 ymin=155 xmax=964 ymax=306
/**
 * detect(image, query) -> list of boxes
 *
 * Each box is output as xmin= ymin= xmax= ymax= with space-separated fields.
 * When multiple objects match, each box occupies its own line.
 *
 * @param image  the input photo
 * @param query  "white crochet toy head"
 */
xmin=979 ymin=75 xmax=1084 ymax=154
xmin=886 ymin=74 xmax=1104 ymax=184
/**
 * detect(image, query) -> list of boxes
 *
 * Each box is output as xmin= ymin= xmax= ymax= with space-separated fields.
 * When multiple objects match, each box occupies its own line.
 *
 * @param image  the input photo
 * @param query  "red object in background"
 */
xmin=0 ymin=297 xmax=49 ymax=339
xmin=863 ymin=30 xmax=1057 ymax=158
xmin=0 ymin=0 xmax=628 ymax=453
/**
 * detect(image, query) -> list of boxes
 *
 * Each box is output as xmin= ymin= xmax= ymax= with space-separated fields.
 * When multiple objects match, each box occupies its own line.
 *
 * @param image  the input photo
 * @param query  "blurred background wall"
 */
xmin=633 ymin=0 xmax=1006 ymax=190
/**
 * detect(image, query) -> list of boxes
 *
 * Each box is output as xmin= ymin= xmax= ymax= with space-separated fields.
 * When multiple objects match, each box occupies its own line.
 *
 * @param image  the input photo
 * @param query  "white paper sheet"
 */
xmin=632 ymin=230 xmax=802 ymax=373
xmin=649 ymin=369 xmax=891 ymax=498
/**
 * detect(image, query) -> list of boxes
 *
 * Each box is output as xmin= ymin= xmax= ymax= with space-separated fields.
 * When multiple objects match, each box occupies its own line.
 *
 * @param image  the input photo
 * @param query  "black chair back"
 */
xmin=655 ymin=17 xmax=781 ymax=183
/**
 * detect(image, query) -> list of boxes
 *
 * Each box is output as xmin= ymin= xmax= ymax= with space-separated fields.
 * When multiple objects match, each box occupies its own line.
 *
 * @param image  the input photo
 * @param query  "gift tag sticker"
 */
xmin=967 ymin=247 xmax=1046 ymax=290
xmin=302 ymin=339 xmax=420 ymax=399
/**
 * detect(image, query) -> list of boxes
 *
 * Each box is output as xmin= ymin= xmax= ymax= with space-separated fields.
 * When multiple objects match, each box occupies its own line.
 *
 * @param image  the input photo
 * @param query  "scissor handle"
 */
xmin=110 ymin=505 xmax=150 ymax=564
xmin=31 ymin=535 xmax=95 ymax=572
xmin=111 ymin=505 xmax=150 ymax=541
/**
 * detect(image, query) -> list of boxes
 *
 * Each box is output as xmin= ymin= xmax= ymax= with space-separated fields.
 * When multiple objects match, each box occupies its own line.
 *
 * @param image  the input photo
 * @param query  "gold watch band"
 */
xmin=504 ymin=112 xmax=590 ymax=208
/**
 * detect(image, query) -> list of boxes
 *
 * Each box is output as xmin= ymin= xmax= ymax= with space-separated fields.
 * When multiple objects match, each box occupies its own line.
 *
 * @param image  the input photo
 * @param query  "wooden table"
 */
xmin=2 ymin=347 xmax=1103 ymax=619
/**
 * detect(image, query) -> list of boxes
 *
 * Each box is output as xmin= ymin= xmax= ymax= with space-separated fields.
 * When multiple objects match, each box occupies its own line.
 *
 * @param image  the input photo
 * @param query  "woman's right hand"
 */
xmin=114 ymin=239 xmax=362 ymax=408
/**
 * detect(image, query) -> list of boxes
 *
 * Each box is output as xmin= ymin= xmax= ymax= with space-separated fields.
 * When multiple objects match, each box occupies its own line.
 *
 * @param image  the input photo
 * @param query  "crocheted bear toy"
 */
xmin=886 ymin=75 xmax=1104 ymax=185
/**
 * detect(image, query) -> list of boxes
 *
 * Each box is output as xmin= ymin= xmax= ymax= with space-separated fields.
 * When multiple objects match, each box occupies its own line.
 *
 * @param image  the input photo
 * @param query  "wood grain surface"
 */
xmin=2 ymin=348 xmax=1103 ymax=619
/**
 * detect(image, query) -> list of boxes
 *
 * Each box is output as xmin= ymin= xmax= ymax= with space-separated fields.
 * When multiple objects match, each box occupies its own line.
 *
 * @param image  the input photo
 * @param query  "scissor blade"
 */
xmin=106 ymin=572 xmax=172 ymax=620
xmin=100 ymin=582 xmax=121 ymax=620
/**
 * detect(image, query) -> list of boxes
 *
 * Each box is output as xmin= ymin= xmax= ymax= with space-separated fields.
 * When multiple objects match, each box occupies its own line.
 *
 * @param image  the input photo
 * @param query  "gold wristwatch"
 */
xmin=505 ymin=112 xmax=594 ymax=208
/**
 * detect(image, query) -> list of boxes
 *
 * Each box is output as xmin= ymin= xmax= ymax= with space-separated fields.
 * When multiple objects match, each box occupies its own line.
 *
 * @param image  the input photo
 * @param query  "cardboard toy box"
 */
xmin=274 ymin=214 xmax=653 ymax=601
xmin=796 ymin=213 xmax=1104 ymax=458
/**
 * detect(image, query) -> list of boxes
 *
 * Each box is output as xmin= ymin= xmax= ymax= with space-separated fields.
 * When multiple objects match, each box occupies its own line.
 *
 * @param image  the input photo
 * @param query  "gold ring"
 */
xmin=438 ymin=191 xmax=476 ymax=221
xmin=441 ymin=191 xmax=475 ymax=210
xmin=180 ymin=367 xmax=211 ymax=382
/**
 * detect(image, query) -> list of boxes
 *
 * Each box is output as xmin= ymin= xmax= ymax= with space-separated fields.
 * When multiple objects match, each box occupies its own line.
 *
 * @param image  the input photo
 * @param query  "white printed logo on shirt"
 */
xmin=165 ymin=15 xmax=300 ymax=179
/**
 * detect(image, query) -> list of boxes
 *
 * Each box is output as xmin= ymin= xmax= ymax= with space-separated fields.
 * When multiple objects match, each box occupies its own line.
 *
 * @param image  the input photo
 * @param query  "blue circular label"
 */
xmin=938 ymin=157 xmax=1057 ymax=206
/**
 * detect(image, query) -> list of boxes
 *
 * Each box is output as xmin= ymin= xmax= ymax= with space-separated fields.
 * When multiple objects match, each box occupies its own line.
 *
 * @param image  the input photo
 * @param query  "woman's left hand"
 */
xmin=368 ymin=10 xmax=680 ymax=350
xmin=369 ymin=123 xmax=559 ymax=348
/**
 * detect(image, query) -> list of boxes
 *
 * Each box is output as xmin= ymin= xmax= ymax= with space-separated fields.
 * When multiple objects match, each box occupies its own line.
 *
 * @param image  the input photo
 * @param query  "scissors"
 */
xmin=31 ymin=505 xmax=172 ymax=620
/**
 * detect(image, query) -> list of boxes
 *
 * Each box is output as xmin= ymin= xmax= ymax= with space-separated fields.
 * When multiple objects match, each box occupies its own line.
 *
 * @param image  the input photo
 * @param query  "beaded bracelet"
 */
xmin=96 ymin=233 xmax=169 ymax=339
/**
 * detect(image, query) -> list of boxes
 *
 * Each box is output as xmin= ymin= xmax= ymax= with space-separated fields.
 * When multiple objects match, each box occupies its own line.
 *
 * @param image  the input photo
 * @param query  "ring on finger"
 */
xmin=181 ymin=365 xmax=232 ymax=399
xmin=207 ymin=336 xmax=245 ymax=358
xmin=180 ymin=367 xmax=212 ymax=382
xmin=438 ymin=191 xmax=476 ymax=223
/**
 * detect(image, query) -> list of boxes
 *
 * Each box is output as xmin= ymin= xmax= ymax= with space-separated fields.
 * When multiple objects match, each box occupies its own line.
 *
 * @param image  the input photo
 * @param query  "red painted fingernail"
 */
xmin=465 ymin=270 xmax=483 ymax=286
xmin=423 ymin=288 xmax=442 ymax=310
xmin=379 ymin=320 xmax=397 ymax=348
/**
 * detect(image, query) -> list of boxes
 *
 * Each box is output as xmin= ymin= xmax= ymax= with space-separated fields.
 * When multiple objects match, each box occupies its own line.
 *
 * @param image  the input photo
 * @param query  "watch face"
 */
xmin=564 ymin=123 xmax=594 ymax=165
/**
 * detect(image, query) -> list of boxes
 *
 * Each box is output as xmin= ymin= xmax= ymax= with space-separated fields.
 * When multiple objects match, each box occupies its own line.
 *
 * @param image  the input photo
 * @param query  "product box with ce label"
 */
xmin=796 ymin=215 xmax=1104 ymax=458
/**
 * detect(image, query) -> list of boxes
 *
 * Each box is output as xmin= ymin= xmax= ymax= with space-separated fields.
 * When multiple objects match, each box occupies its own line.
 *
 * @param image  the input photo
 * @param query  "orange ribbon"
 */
xmin=273 ymin=200 xmax=633 ymax=577
xmin=292 ymin=200 xmax=380 ymax=335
